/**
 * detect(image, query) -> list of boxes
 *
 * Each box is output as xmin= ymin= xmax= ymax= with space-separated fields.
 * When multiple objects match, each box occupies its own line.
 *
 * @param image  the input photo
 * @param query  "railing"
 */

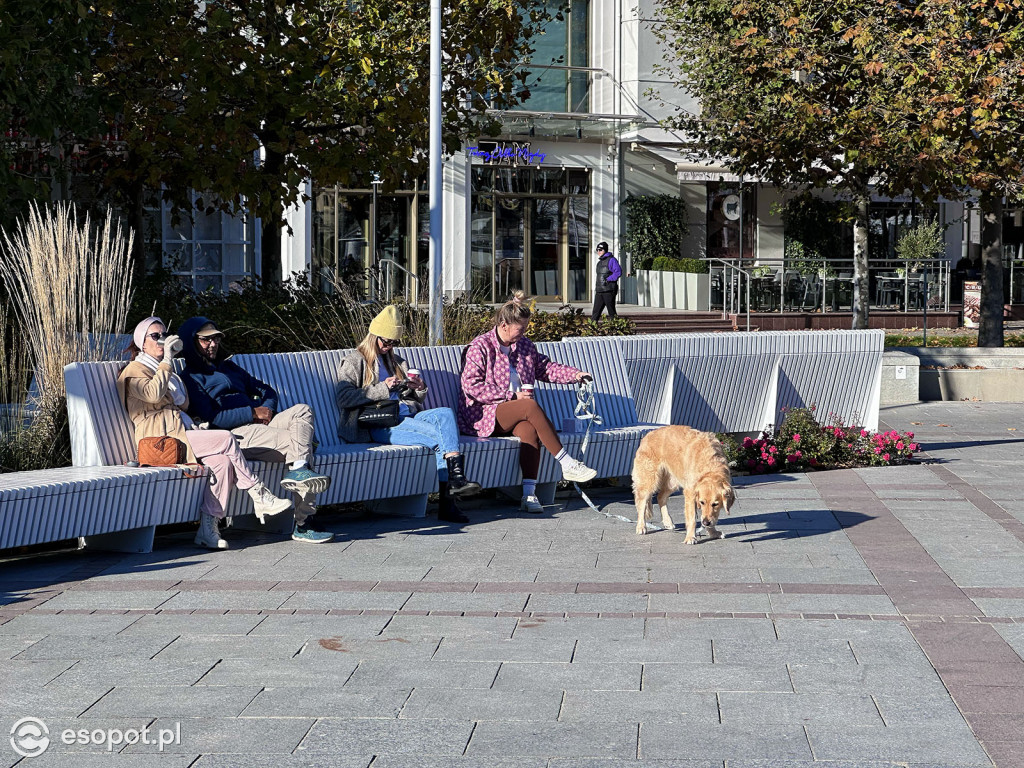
xmin=374 ymin=259 xmax=419 ymax=305
xmin=705 ymin=258 xmax=752 ymax=332
xmin=707 ymin=258 xmax=952 ymax=315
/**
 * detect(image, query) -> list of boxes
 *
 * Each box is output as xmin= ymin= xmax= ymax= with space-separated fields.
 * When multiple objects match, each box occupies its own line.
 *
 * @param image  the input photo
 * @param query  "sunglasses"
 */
xmin=197 ymin=336 xmax=222 ymax=345
xmin=379 ymin=338 xmax=399 ymax=347
xmin=146 ymin=332 xmax=166 ymax=341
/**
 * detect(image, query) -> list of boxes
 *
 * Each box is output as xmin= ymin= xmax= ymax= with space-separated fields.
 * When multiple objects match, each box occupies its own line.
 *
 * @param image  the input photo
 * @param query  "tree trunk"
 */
xmin=125 ymin=178 xmax=148 ymax=287
xmin=259 ymin=145 xmax=285 ymax=286
xmin=977 ymin=192 xmax=1004 ymax=347
xmin=851 ymin=195 xmax=870 ymax=329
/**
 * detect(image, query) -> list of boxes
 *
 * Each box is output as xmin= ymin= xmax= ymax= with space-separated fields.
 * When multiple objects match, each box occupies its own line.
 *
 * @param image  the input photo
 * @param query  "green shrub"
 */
xmin=624 ymin=193 xmax=689 ymax=271
xmin=647 ymin=257 xmax=709 ymax=274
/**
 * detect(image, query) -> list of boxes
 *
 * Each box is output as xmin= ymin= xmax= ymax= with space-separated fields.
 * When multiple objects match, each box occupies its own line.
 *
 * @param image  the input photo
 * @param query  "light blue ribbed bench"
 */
xmin=63 ymin=356 xmax=437 ymax=538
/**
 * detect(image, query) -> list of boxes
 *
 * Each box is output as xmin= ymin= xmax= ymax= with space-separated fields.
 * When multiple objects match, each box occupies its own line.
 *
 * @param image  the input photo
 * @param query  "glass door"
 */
xmin=530 ymin=198 xmax=562 ymax=298
xmin=566 ymin=197 xmax=589 ymax=301
xmin=494 ymin=196 xmax=525 ymax=300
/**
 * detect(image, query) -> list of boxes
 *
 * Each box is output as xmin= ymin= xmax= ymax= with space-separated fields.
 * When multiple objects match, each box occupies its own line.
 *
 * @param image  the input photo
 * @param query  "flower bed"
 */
xmin=719 ymin=407 xmax=920 ymax=475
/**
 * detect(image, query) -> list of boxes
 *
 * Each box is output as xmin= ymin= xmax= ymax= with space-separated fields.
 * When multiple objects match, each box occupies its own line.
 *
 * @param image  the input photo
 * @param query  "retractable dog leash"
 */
xmin=573 ymin=378 xmax=603 ymax=512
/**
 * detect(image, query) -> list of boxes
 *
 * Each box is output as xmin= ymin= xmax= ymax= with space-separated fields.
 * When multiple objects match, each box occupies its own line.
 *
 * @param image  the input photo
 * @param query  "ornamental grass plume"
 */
xmin=0 ymin=203 xmax=135 ymax=469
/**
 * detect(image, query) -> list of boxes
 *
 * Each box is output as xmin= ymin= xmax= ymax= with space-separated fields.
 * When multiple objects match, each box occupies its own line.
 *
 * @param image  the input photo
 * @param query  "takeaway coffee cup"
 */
xmin=520 ymin=383 xmax=535 ymax=398
xmin=406 ymin=369 xmax=421 ymax=383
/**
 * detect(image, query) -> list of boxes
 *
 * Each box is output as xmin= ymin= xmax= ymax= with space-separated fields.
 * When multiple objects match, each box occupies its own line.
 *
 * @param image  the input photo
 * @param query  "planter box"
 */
xmin=620 ymin=275 xmax=639 ymax=304
xmin=635 ymin=270 xmax=711 ymax=310
xmin=920 ymin=369 xmax=1024 ymax=402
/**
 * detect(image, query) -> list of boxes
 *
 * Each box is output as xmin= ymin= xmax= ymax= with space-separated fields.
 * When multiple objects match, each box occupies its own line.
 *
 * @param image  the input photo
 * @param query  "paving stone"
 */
xmin=242 ymin=686 xmax=411 ymax=718
xmin=766 ymin=594 xmax=898 ymax=615
xmin=299 ymin=718 xmax=474 ymax=755
xmin=466 ymin=721 xmax=637 ymax=758
xmin=345 ymin=660 xmax=500 ymax=689
xmin=712 ymin=638 xmax=857 ymax=665
xmin=380 ymin=615 xmax=518 ymax=640
xmin=525 ymin=594 xmax=649 ymax=613
xmin=640 ymin=723 xmax=812 ymax=760
xmin=788 ymin=663 xmax=950 ymax=697
xmin=154 ymin=591 xmax=292 ymax=611
xmin=493 ymin=662 xmax=641 ymax=691
xmin=649 ymin=594 xmax=774 ymax=613
xmin=0 ymin=613 xmax=140 ymax=636
xmin=510 ymin=617 xmax=644 ymax=642
xmin=84 ymin=685 xmax=262 ymax=718
xmin=560 ymin=690 xmax=719 ymax=724
xmin=116 ymin=613 xmax=264 ymax=636
xmin=644 ymin=619 xmax=777 ymax=642
xmin=120 ymin=716 xmax=313 ymax=754
xmin=573 ymin=638 xmax=712 ymax=664
xmin=246 ymin=613 xmax=391 ymax=637
xmin=14 ymin=634 xmax=178 ymax=661
xmin=193 ymin=757 xmax=370 ymax=768
xmin=9 ymin=755 xmax=197 ymax=768
xmin=371 ymin=759 xmax=544 ymax=768
xmin=48 ymin=658 xmax=214 ymax=687
xmin=1 ymin=679 xmax=110 ymax=717
xmin=641 ymin=663 xmax=793 ymax=693
xmin=400 ymin=592 xmax=531 ymax=613
xmin=195 ymin=657 xmax=359 ymax=687
xmin=154 ymin=635 xmax=306 ymax=661
xmin=717 ymin=691 xmax=883 ymax=726
xmin=806 ymin=725 xmax=991 ymax=765
xmin=431 ymin=637 xmax=575 ymax=663
xmin=32 ymin=591 xmax=174 ymax=611
xmin=400 ymin=688 xmax=561 ymax=720
xmin=300 ymin=636 xmax=441 ymax=661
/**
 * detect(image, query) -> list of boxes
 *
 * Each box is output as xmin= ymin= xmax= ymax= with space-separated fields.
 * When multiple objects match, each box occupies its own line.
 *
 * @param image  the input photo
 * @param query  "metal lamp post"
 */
xmin=428 ymin=0 xmax=443 ymax=344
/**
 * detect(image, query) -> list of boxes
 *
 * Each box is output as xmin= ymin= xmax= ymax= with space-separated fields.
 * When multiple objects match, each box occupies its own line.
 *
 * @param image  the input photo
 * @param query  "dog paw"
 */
xmin=662 ymin=522 xmax=675 ymax=531
xmin=635 ymin=526 xmax=647 ymax=536
xmin=683 ymin=536 xmax=697 ymax=545
xmin=706 ymin=528 xmax=723 ymax=540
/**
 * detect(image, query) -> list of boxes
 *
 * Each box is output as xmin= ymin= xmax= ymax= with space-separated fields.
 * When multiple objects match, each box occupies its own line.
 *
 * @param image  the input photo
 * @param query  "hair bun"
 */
xmin=511 ymin=289 xmax=526 ymax=306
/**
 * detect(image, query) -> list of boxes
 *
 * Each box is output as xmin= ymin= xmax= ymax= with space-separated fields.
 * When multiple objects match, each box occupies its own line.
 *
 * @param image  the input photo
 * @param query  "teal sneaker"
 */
xmin=292 ymin=522 xmax=334 ymax=544
xmin=281 ymin=467 xmax=332 ymax=495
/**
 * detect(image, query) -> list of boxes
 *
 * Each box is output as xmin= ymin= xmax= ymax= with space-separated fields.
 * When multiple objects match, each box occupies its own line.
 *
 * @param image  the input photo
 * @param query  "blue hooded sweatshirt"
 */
xmin=178 ymin=316 xmax=279 ymax=430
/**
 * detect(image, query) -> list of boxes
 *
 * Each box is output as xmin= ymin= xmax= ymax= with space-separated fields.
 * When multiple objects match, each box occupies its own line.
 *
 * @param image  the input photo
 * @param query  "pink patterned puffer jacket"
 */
xmin=458 ymin=327 xmax=580 ymax=437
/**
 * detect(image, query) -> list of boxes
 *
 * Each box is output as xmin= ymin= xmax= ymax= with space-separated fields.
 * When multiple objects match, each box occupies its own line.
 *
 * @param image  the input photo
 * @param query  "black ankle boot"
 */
xmin=437 ymin=482 xmax=470 ymax=523
xmin=445 ymin=454 xmax=481 ymax=498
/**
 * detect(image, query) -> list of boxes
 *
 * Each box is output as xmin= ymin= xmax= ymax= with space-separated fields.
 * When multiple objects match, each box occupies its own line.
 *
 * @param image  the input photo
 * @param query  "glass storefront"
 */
xmin=707 ymin=182 xmax=757 ymax=261
xmin=471 ymin=165 xmax=590 ymax=302
xmin=312 ymin=183 xmax=426 ymax=299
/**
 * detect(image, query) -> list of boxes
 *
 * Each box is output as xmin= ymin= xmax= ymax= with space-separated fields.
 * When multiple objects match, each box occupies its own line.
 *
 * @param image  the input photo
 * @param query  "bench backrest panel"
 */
xmin=65 ymin=360 xmax=136 ymax=466
xmin=230 ymin=350 xmax=350 ymax=449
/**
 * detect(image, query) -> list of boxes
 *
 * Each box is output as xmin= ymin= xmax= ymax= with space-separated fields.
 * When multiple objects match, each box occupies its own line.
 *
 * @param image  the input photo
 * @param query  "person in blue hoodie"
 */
xmin=178 ymin=316 xmax=334 ymax=543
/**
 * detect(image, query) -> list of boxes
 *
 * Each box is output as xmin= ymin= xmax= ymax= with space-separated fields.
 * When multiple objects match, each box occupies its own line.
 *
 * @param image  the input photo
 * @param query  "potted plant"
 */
xmin=622 ymin=193 xmax=689 ymax=306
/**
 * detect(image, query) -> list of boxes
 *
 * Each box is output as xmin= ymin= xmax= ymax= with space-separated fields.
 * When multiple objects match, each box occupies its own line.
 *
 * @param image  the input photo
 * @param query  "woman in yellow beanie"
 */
xmin=335 ymin=305 xmax=481 ymax=523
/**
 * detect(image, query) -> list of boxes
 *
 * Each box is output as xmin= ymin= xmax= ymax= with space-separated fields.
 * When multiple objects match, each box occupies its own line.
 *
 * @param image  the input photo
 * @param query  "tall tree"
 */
xmin=864 ymin=0 xmax=1024 ymax=346
xmin=655 ymin=0 xmax=1024 ymax=333
xmin=89 ymin=0 xmax=551 ymax=282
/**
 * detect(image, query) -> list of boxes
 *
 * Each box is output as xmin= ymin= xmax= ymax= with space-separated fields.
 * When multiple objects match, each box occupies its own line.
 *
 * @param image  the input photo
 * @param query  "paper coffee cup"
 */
xmin=521 ymin=383 xmax=535 ymax=392
xmin=406 ymin=369 xmax=421 ymax=381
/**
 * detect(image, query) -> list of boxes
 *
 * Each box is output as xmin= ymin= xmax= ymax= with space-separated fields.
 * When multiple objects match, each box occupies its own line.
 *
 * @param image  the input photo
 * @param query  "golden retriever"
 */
xmin=632 ymin=425 xmax=735 ymax=543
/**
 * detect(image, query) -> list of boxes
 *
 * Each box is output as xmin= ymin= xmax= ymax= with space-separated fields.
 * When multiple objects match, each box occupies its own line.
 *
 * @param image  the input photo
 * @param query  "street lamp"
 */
xmin=428 ymin=0 xmax=443 ymax=344
xmin=371 ymin=172 xmax=383 ymax=298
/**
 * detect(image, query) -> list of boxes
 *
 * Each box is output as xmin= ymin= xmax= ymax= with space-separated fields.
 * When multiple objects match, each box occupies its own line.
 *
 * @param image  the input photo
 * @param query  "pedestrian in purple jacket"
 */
xmin=459 ymin=291 xmax=598 ymax=514
xmin=591 ymin=241 xmax=621 ymax=321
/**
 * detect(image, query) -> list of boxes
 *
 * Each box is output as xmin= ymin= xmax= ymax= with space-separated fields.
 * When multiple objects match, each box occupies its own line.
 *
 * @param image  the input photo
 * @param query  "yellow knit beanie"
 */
xmin=368 ymin=305 xmax=404 ymax=341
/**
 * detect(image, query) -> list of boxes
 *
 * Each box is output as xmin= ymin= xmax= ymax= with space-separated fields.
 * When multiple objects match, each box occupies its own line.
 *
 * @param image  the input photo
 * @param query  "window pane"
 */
xmin=194 ymin=244 xmax=222 ymax=273
xmin=163 ymin=244 xmax=192 ymax=272
xmin=471 ymin=194 xmax=494 ymax=300
xmin=535 ymin=168 xmax=566 ymax=194
xmin=194 ymin=207 xmax=222 ymax=241
xmin=567 ymin=196 xmax=590 ymax=301
xmin=567 ymin=169 xmax=589 ymax=194
xmin=472 ymin=167 xmax=494 ymax=193
xmin=492 ymin=168 xmax=532 ymax=195
xmin=223 ymin=244 xmax=246 ymax=273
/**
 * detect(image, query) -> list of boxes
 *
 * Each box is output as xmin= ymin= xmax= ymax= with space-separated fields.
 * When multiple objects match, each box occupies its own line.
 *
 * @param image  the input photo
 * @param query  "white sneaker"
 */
xmin=561 ymin=458 xmax=597 ymax=483
xmin=520 ymin=495 xmax=544 ymax=514
xmin=195 ymin=513 xmax=228 ymax=550
xmin=247 ymin=482 xmax=293 ymax=522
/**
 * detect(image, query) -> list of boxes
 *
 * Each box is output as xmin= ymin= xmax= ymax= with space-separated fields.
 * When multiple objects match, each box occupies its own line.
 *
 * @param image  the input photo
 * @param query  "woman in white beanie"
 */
xmin=118 ymin=317 xmax=292 ymax=549
xmin=335 ymin=305 xmax=481 ymax=523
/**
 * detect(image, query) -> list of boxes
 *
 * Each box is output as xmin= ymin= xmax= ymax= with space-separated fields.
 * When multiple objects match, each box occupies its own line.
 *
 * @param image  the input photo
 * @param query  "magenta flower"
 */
xmin=909 ymin=443 xmax=918 ymax=451
xmin=896 ymin=441 xmax=904 ymax=450
xmin=860 ymin=429 xmax=868 ymax=437
xmin=792 ymin=434 xmax=801 ymax=443
xmin=883 ymin=453 xmax=891 ymax=462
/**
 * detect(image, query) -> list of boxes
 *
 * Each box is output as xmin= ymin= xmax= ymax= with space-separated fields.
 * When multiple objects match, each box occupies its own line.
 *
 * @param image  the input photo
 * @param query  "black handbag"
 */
xmin=356 ymin=399 xmax=401 ymax=429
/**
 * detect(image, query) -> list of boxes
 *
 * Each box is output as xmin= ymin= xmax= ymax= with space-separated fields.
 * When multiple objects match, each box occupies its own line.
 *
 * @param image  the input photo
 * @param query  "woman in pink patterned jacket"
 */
xmin=459 ymin=290 xmax=597 ymax=514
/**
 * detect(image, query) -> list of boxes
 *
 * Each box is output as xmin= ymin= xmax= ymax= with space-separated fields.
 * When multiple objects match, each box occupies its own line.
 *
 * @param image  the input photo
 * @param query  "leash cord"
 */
xmin=573 ymin=378 xmax=603 ymax=512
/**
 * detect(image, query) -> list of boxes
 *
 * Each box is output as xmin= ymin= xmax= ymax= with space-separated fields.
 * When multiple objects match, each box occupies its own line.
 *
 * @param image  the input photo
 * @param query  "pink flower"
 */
xmin=874 ymin=447 xmax=882 ymax=454
xmin=883 ymin=453 xmax=891 ymax=462
xmin=896 ymin=441 xmax=904 ymax=450
xmin=794 ymin=450 xmax=802 ymax=458
xmin=909 ymin=443 xmax=918 ymax=451
xmin=860 ymin=429 xmax=868 ymax=437
xmin=767 ymin=457 xmax=776 ymax=466
xmin=742 ymin=437 xmax=753 ymax=448
xmin=769 ymin=446 xmax=777 ymax=454
xmin=907 ymin=432 xmax=914 ymax=439
xmin=792 ymin=434 xmax=801 ymax=443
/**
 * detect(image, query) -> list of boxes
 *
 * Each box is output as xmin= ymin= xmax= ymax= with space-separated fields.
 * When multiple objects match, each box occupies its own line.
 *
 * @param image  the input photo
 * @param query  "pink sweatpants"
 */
xmin=184 ymin=429 xmax=260 ymax=519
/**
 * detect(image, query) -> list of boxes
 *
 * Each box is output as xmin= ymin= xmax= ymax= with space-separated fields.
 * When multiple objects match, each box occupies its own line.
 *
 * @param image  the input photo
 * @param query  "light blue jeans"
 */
xmin=370 ymin=407 xmax=461 ymax=481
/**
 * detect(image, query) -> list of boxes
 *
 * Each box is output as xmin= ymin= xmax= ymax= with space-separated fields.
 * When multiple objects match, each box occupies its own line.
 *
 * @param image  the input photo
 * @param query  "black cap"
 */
xmin=596 ymin=241 xmax=609 ymax=252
